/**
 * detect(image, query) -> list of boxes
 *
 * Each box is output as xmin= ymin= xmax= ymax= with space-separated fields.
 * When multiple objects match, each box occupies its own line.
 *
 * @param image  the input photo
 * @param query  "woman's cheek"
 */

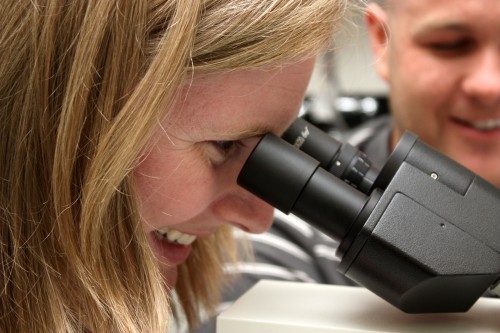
xmin=139 ymin=159 xmax=221 ymax=228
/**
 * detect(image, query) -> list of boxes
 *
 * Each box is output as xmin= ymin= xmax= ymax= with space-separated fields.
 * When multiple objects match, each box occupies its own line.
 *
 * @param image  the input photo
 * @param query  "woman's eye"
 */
xmin=208 ymin=140 xmax=245 ymax=164
xmin=208 ymin=140 xmax=243 ymax=166
xmin=214 ymin=140 xmax=238 ymax=155
xmin=204 ymin=138 xmax=255 ymax=166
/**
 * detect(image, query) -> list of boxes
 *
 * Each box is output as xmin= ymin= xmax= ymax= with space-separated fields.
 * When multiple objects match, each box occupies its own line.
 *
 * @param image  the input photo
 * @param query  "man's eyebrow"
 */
xmin=413 ymin=21 xmax=472 ymax=36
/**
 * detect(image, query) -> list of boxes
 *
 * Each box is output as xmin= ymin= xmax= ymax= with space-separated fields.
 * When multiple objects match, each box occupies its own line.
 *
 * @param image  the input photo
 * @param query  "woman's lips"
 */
xmin=150 ymin=228 xmax=197 ymax=265
xmin=156 ymin=228 xmax=197 ymax=245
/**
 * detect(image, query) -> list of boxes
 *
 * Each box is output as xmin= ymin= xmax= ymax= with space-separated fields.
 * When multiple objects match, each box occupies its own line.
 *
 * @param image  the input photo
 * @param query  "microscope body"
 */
xmin=238 ymin=118 xmax=500 ymax=313
xmin=337 ymin=136 xmax=500 ymax=312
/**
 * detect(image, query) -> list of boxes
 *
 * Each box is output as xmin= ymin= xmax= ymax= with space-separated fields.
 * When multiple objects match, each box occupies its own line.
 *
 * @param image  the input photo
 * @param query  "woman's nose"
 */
xmin=462 ymin=49 xmax=500 ymax=107
xmin=211 ymin=187 xmax=275 ymax=234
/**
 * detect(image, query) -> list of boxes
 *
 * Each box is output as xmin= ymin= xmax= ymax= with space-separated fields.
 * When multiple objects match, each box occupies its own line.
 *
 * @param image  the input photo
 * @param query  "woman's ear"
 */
xmin=365 ymin=2 xmax=390 ymax=81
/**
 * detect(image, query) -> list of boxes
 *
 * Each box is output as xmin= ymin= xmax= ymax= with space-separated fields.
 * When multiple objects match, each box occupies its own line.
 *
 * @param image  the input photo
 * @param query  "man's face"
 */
xmin=367 ymin=0 xmax=500 ymax=187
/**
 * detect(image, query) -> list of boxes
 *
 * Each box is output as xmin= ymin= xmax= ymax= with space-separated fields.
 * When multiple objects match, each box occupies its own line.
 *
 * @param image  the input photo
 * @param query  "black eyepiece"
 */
xmin=237 ymin=133 xmax=369 ymax=242
xmin=282 ymin=118 xmax=378 ymax=194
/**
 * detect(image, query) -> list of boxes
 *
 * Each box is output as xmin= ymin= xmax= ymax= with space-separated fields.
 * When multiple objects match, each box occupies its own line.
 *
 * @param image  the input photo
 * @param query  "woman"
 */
xmin=0 ymin=0 xmax=348 ymax=332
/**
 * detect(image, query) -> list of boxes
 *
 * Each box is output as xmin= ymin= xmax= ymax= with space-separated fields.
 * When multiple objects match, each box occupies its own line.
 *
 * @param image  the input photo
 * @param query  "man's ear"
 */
xmin=365 ymin=2 xmax=390 ymax=81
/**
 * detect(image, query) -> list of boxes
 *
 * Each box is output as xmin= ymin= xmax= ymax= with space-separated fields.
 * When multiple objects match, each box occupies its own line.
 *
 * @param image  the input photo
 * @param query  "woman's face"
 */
xmin=133 ymin=58 xmax=316 ymax=285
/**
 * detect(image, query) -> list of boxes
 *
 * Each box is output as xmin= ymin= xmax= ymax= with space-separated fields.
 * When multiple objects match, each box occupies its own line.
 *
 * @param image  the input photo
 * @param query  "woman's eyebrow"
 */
xmin=211 ymin=127 xmax=273 ymax=140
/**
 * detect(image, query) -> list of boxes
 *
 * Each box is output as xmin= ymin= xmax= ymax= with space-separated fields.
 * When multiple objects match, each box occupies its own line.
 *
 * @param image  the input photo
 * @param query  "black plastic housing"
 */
xmin=237 ymin=121 xmax=500 ymax=313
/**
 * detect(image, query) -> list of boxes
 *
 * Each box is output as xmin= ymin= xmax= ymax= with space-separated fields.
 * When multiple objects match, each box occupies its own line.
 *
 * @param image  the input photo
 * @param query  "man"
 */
xmin=366 ymin=0 xmax=500 ymax=187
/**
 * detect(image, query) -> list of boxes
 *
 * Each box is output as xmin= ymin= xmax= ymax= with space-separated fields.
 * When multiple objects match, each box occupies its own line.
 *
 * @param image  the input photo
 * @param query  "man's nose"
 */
xmin=462 ymin=49 xmax=500 ymax=106
xmin=211 ymin=187 xmax=275 ymax=234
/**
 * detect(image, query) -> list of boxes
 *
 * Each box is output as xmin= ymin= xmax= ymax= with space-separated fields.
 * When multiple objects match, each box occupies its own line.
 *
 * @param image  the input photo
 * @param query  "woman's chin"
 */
xmin=163 ymin=265 xmax=178 ymax=288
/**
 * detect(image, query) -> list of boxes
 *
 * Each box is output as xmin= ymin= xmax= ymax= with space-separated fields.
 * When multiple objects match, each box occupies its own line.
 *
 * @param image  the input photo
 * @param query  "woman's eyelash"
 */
xmin=212 ymin=140 xmax=243 ymax=155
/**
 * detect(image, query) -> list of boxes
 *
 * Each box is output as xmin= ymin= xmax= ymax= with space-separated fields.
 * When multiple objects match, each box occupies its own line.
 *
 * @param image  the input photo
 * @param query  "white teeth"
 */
xmin=155 ymin=228 xmax=197 ymax=245
xmin=166 ymin=229 xmax=183 ymax=242
xmin=470 ymin=119 xmax=500 ymax=131
xmin=178 ymin=234 xmax=197 ymax=245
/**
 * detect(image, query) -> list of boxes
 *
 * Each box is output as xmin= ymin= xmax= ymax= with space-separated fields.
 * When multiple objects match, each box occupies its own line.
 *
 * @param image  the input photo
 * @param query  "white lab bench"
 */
xmin=217 ymin=280 xmax=500 ymax=333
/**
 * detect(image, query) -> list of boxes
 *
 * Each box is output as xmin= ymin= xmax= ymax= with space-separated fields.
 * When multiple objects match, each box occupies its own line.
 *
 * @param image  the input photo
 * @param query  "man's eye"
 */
xmin=427 ymin=39 xmax=474 ymax=54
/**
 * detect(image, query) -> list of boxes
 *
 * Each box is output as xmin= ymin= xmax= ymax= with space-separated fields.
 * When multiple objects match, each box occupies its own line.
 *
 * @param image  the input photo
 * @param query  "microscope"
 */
xmin=237 ymin=117 xmax=500 ymax=313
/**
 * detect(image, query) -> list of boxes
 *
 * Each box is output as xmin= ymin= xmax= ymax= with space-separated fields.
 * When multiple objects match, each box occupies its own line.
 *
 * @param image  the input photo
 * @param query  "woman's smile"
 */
xmin=150 ymin=228 xmax=196 ymax=266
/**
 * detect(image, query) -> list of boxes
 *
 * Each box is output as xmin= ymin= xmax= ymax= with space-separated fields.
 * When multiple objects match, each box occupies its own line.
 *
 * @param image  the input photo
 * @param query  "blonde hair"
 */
xmin=0 ymin=0 xmax=347 ymax=332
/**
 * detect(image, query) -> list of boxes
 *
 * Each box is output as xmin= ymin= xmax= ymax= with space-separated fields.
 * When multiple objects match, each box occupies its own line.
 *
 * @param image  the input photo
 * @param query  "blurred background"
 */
xmin=303 ymin=1 xmax=388 ymax=137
